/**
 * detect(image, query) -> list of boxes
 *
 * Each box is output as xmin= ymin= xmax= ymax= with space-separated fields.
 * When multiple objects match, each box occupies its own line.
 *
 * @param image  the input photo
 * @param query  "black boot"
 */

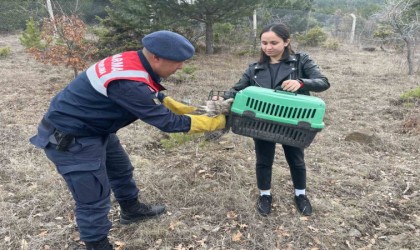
xmin=85 ymin=237 xmax=113 ymax=250
xmin=119 ymin=199 xmax=166 ymax=225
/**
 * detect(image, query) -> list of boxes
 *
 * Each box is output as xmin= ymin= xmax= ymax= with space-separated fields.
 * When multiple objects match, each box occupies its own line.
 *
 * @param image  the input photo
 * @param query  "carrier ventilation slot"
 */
xmin=240 ymin=119 xmax=308 ymax=142
xmin=245 ymin=97 xmax=317 ymax=119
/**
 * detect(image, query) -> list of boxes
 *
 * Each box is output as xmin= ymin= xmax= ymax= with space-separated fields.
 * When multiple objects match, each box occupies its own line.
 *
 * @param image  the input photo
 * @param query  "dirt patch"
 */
xmin=0 ymin=34 xmax=418 ymax=249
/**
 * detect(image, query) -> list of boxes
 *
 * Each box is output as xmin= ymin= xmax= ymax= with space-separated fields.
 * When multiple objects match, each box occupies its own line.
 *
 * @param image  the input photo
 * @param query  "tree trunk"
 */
xmin=404 ymin=38 xmax=413 ymax=75
xmin=205 ymin=20 xmax=214 ymax=54
xmin=305 ymin=9 xmax=312 ymax=34
xmin=46 ymin=0 xmax=57 ymax=33
xmin=73 ymin=67 xmax=78 ymax=78
xmin=46 ymin=0 xmax=54 ymax=20
xmin=350 ymin=13 xmax=356 ymax=44
xmin=253 ymin=9 xmax=257 ymax=51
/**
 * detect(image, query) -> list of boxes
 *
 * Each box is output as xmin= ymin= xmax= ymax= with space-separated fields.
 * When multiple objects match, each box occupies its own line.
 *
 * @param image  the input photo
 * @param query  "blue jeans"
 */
xmin=44 ymin=133 xmax=139 ymax=242
xmin=254 ymin=139 xmax=306 ymax=191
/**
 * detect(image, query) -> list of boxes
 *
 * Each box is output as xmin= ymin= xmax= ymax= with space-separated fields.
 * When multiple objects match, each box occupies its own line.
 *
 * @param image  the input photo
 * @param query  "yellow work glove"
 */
xmin=186 ymin=114 xmax=226 ymax=134
xmin=162 ymin=96 xmax=197 ymax=115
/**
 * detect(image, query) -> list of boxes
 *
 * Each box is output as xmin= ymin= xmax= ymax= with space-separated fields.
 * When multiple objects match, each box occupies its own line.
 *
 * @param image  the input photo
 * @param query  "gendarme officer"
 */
xmin=30 ymin=30 xmax=226 ymax=250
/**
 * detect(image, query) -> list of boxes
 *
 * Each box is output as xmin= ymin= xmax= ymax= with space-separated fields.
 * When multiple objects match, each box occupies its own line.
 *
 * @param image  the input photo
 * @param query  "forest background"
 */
xmin=2 ymin=0 xmax=419 ymax=74
xmin=0 ymin=0 xmax=419 ymax=249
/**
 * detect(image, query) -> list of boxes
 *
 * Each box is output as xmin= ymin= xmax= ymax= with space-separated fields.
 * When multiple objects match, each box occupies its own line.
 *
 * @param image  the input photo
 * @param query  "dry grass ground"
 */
xmin=0 ymin=34 xmax=419 ymax=250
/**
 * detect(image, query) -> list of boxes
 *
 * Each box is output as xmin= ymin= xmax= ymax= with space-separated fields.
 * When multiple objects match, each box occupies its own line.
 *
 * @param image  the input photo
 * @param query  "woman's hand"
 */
xmin=281 ymin=80 xmax=301 ymax=92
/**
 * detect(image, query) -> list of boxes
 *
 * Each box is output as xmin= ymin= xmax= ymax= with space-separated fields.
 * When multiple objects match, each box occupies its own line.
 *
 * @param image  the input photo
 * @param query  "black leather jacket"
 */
xmin=224 ymin=53 xmax=330 ymax=98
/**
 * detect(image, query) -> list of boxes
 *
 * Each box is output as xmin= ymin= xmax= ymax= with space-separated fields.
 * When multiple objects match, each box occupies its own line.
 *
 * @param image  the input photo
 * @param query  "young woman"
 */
xmin=223 ymin=23 xmax=330 ymax=216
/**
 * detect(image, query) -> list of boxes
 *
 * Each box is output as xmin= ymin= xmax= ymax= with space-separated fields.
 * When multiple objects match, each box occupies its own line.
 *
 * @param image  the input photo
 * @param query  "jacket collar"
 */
xmin=254 ymin=54 xmax=298 ymax=70
xmin=138 ymin=50 xmax=162 ymax=85
xmin=253 ymin=54 xmax=299 ymax=89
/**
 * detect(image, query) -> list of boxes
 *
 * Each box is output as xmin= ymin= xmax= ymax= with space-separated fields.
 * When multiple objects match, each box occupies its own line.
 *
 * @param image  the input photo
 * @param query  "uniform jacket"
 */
xmin=224 ymin=53 xmax=330 ymax=99
xmin=30 ymin=51 xmax=191 ymax=149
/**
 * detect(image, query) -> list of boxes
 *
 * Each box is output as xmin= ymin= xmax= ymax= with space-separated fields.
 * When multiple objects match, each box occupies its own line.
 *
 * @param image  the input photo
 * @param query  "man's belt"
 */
xmin=49 ymin=130 xmax=75 ymax=151
xmin=43 ymin=118 xmax=75 ymax=151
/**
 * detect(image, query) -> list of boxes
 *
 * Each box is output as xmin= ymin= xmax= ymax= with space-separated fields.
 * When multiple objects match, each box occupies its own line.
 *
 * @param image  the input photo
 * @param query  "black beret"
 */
xmin=142 ymin=30 xmax=195 ymax=62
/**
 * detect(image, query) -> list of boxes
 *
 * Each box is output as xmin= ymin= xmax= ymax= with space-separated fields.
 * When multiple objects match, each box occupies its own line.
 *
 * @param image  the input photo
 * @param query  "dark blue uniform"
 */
xmin=30 ymin=51 xmax=191 ymax=242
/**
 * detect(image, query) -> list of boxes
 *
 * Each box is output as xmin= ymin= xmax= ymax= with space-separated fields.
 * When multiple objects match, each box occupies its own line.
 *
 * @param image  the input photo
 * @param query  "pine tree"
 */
xmin=19 ymin=17 xmax=43 ymax=49
xmin=96 ymin=0 xmax=260 ymax=55
xmin=95 ymin=0 xmax=167 ymax=57
xmin=156 ymin=0 xmax=260 ymax=54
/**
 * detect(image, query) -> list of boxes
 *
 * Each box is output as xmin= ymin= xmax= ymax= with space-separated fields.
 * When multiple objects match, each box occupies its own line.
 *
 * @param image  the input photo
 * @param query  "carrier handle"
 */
xmin=208 ymin=90 xmax=227 ymax=100
xmin=273 ymin=89 xmax=298 ymax=96
xmin=243 ymin=110 xmax=256 ymax=118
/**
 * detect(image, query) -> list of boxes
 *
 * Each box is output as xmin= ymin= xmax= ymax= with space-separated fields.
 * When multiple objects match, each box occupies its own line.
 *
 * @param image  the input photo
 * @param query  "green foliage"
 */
xmin=213 ymin=22 xmax=254 ymax=53
xmin=401 ymin=86 xmax=420 ymax=103
xmin=296 ymin=26 xmax=327 ymax=47
xmin=261 ymin=0 xmax=312 ymax=11
xmin=156 ymin=0 xmax=259 ymax=54
xmin=377 ymin=0 xmax=419 ymax=74
xmin=214 ymin=23 xmax=235 ymax=44
xmin=322 ymin=38 xmax=340 ymax=50
xmin=413 ymin=0 xmax=420 ymax=10
xmin=373 ymin=25 xmax=394 ymax=49
xmin=358 ymin=3 xmax=382 ymax=18
xmin=0 ymin=0 xmax=46 ymax=33
xmin=95 ymin=0 xmax=259 ymax=55
xmin=313 ymin=0 xmax=384 ymax=18
xmin=160 ymin=133 xmax=197 ymax=150
xmin=181 ymin=65 xmax=197 ymax=75
xmin=0 ymin=0 xmax=110 ymax=33
xmin=171 ymin=65 xmax=197 ymax=84
xmin=0 ymin=47 xmax=11 ymax=58
xmin=403 ymin=0 xmax=420 ymax=23
xmin=258 ymin=9 xmax=315 ymax=34
xmin=235 ymin=49 xmax=255 ymax=56
xmin=94 ymin=0 xmax=167 ymax=57
xmin=19 ymin=18 xmax=43 ymax=49
xmin=158 ymin=0 xmax=258 ymax=23
xmin=258 ymin=0 xmax=314 ymax=33
xmin=50 ymin=0 xmax=111 ymax=24
xmin=373 ymin=25 xmax=394 ymax=40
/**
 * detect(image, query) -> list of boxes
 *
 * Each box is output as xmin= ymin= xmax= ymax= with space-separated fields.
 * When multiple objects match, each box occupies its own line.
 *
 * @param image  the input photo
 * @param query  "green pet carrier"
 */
xmin=230 ymin=86 xmax=326 ymax=148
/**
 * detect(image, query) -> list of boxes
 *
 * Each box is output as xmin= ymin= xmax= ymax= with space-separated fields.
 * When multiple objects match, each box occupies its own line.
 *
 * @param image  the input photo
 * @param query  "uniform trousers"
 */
xmin=44 ymin=133 xmax=139 ymax=242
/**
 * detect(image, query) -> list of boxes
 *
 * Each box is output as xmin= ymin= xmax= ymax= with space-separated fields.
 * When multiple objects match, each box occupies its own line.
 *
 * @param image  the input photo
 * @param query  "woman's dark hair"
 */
xmin=258 ymin=23 xmax=295 ymax=64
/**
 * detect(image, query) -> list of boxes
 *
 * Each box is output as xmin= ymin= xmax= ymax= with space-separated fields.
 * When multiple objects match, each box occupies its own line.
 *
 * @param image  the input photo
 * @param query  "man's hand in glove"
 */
xmin=163 ymin=96 xmax=197 ymax=115
xmin=186 ymin=114 xmax=226 ymax=134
